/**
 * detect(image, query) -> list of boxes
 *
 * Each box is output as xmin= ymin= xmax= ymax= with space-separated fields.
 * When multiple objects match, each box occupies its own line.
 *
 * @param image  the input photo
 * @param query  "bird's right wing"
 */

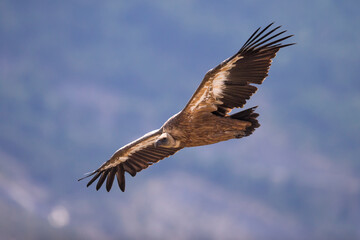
xmin=79 ymin=129 xmax=182 ymax=192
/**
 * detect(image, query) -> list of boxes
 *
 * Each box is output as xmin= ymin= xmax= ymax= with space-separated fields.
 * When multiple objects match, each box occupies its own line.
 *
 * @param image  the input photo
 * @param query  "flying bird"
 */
xmin=79 ymin=23 xmax=294 ymax=192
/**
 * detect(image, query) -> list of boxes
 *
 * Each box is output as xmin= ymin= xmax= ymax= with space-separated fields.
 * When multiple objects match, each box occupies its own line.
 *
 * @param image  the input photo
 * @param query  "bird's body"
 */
xmin=79 ymin=23 xmax=294 ymax=192
xmin=164 ymin=110 xmax=252 ymax=147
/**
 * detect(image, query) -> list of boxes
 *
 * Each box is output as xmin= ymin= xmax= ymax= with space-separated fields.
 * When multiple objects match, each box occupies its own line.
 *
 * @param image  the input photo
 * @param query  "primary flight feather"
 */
xmin=79 ymin=23 xmax=294 ymax=192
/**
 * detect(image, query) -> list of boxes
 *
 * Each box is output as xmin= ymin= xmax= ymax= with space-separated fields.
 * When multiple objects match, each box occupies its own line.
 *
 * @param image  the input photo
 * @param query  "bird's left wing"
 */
xmin=182 ymin=23 xmax=294 ymax=117
xmin=79 ymin=129 xmax=182 ymax=192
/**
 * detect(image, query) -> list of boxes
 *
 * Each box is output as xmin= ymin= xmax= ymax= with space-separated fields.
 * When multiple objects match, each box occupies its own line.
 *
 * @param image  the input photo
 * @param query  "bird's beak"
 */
xmin=154 ymin=140 xmax=159 ymax=148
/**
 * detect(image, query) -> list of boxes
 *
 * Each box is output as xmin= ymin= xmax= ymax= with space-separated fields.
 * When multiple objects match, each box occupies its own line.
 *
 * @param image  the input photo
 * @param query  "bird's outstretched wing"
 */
xmin=183 ymin=23 xmax=294 ymax=116
xmin=79 ymin=129 xmax=182 ymax=192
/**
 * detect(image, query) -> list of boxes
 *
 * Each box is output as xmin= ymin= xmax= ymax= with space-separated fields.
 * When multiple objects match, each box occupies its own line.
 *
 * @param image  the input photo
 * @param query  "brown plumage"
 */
xmin=79 ymin=23 xmax=294 ymax=192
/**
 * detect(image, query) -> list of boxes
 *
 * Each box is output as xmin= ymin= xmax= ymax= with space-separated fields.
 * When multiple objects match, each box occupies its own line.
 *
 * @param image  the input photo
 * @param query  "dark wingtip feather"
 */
xmin=106 ymin=168 xmax=116 ymax=192
xmin=241 ymin=23 xmax=275 ymax=51
xmin=116 ymin=164 xmax=126 ymax=192
xmin=241 ymin=27 xmax=261 ymax=51
xmin=86 ymin=171 xmax=101 ymax=187
xmin=96 ymin=170 xmax=109 ymax=191
xmin=78 ymin=170 xmax=97 ymax=182
xmin=276 ymin=42 xmax=296 ymax=49
xmin=240 ymin=23 xmax=294 ymax=54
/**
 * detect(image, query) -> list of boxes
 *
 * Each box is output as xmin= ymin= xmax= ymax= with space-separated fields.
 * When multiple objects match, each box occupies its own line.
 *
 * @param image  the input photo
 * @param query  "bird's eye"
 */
xmin=160 ymin=138 xmax=168 ymax=143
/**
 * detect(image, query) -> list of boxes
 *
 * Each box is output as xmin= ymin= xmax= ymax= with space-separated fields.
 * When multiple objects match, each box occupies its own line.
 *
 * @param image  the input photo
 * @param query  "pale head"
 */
xmin=154 ymin=132 xmax=179 ymax=148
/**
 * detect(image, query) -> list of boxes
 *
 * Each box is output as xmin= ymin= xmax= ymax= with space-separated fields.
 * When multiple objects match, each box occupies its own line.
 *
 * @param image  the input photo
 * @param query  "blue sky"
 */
xmin=1 ymin=1 xmax=360 ymax=239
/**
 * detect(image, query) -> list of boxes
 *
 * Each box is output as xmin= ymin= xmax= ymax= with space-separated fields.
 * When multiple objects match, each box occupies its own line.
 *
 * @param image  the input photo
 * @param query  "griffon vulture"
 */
xmin=79 ymin=23 xmax=294 ymax=192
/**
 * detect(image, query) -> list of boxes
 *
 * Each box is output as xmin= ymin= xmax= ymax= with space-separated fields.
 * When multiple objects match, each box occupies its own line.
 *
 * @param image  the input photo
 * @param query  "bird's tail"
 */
xmin=230 ymin=106 xmax=260 ymax=136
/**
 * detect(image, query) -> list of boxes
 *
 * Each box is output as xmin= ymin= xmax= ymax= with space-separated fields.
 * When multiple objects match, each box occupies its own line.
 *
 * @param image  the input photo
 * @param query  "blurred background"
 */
xmin=1 ymin=0 xmax=360 ymax=239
